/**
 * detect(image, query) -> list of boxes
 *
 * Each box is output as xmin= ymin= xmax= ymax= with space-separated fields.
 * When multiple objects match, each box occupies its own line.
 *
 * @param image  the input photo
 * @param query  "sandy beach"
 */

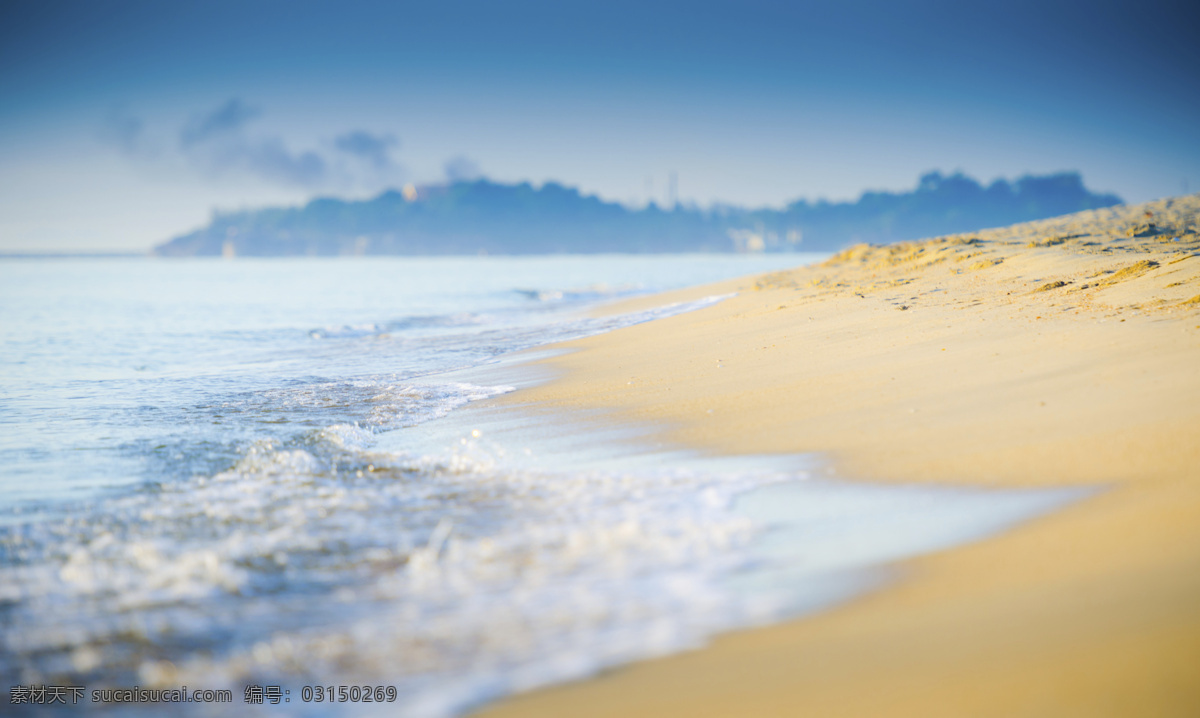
xmin=477 ymin=195 xmax=1200 ymax=717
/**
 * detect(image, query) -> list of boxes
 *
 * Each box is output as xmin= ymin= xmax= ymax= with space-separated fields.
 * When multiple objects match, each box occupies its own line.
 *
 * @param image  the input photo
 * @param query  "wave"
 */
xmin=0 ymin=376 xmax=796 ymax=717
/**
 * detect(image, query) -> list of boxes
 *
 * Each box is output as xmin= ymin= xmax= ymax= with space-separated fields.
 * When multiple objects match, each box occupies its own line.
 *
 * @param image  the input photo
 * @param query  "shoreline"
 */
xmin=475 ymin=196 xmax=1200 ymax=716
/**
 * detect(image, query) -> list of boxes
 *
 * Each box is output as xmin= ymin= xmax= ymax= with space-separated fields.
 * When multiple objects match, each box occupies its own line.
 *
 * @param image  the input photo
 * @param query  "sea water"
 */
xmin=0 ymin=255 xmax=1083 ymax=716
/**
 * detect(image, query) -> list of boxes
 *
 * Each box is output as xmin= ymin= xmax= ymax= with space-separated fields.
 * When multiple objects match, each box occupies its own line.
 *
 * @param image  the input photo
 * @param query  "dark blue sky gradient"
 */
xmin=1 ymin=0 xmax=1197 ymax=250
xmin=5 ymin=1 xmax=1197 ymax=107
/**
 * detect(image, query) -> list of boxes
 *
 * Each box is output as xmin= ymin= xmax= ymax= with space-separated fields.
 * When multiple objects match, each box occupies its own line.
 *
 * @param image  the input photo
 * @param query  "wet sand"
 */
xmin=476 ymin=195 xmax=1200 ymax=717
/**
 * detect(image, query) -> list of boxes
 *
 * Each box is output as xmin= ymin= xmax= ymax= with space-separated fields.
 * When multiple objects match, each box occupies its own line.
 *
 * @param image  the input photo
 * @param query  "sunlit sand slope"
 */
xmin=478 ymin=195 xmax=1200 ymax=717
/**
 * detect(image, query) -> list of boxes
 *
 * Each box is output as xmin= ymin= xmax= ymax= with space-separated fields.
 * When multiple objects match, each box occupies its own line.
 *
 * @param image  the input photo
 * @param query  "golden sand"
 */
xmin=473 ymin=195 xmax=1200 ymax=717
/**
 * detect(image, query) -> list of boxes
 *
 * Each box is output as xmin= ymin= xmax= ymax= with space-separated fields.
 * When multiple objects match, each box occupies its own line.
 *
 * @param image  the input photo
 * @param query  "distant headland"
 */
xmin=153 ymin=171 xmax=1121 ymax=257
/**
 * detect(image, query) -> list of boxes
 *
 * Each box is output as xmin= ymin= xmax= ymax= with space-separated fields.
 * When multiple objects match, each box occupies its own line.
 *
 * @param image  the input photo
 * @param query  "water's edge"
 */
xmin=0 ymin=259 xmax=1091 ymax=718
xmin=411 ymin=349 xmax=1093 ymax=717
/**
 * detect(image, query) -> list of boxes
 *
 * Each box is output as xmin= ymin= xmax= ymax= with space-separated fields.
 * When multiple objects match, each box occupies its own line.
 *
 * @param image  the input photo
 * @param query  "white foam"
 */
xmin=0 ymin=274 xmax=1087 ymax=718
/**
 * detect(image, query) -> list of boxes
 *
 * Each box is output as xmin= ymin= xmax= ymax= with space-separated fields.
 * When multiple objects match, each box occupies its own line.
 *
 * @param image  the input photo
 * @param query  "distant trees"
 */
xmin=153 ymin=171 xmax=1121 ymax=256
xmin=761 ymin=171 xmax=1122 ymax=249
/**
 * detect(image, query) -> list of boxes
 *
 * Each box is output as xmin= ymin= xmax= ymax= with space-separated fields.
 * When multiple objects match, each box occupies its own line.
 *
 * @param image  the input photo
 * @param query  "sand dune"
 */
xmin=478 ymin=195 xmax=1200 ymax=717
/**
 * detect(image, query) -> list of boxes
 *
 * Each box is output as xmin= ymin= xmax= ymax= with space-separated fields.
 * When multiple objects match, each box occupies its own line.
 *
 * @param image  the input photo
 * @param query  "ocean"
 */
xmin=0 ymin=255 xmax=1081 ymax=716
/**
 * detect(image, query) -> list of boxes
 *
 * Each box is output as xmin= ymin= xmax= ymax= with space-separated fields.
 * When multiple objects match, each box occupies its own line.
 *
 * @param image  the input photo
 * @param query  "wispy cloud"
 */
xmin=180 ymin=98 xmax=260 ymax=148
xmin=334 ymin=130 xmax=397 ymax=168
xmin=444 ymin=156 xmax=482 ymax=182
xmin=98 ymin=98 xmax=420 ymax=191
xmin=177 ymin=98 xmax=328 ymax=188
xmin=97 ymin=107 xmax=152 ymax=157
xmin=213 ymin=137 xmax=328 ymax=187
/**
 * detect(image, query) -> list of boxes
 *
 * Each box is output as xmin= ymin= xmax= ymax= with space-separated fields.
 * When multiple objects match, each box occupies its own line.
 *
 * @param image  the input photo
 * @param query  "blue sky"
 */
xmin=1 ymin=0 xmax=1197 ymax=251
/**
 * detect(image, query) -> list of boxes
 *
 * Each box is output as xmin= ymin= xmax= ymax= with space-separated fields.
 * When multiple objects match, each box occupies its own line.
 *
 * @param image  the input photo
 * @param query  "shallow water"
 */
xmin=0 ymin=254 xmax=1084 ymax=716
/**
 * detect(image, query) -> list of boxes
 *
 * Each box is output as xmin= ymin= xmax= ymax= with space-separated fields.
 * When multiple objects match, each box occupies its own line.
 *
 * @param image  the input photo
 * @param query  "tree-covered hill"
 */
xmin=153 ymin=171 xmax=1121 ymax=256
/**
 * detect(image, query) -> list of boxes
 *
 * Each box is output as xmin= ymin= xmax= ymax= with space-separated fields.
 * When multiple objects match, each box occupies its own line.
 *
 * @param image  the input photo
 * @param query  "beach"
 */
xmin=478 ymin=195 xmax=1200 ymax=716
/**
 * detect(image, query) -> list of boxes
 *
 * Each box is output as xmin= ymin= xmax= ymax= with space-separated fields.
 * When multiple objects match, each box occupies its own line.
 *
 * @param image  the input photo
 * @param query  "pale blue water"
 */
xmin=0 ymin=255 xmax=1084 ymax=716
xmin=0 ymin=255 xmax=806 ymax=512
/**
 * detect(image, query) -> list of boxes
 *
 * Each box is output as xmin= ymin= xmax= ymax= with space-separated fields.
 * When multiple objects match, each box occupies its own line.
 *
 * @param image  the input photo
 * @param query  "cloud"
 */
xmin=98 ymin=107 xmax=150 ymax=156
xmin=444 ymin=155 xmax=482 ymax=182
xmin=105 ymin=98 xmax=412 ymax=191
xmin=176 ymin=98 xmax=327 ymax=187
xmin=226 ymin=138 xmax=328 ymax=187
xmin=334 ymin=130 xmax=397 ymax=168
xmin=189 ymin=135 xmax=328 ymax=188
xmin=180 ymin=98 xmax=259 ymax=148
